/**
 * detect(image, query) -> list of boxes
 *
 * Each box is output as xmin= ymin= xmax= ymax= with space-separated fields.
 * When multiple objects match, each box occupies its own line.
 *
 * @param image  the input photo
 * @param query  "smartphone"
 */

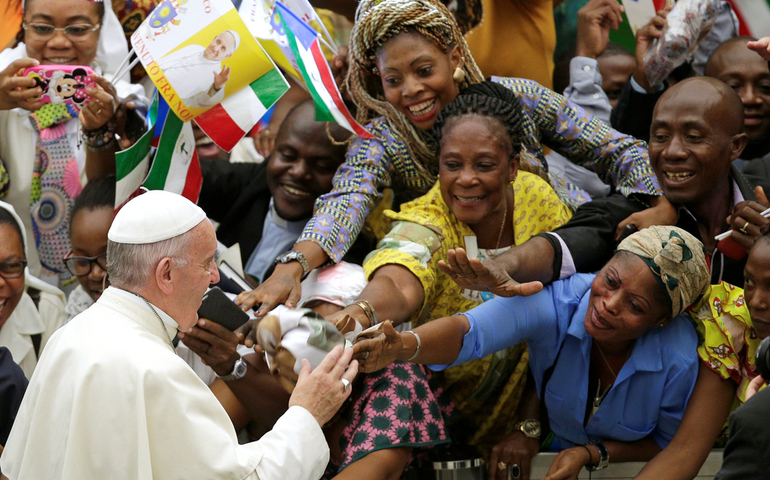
xmin=197 ymin=287 xmax=250 ymax=331
xmin=23 ymin=65 xmax=95 ymax=109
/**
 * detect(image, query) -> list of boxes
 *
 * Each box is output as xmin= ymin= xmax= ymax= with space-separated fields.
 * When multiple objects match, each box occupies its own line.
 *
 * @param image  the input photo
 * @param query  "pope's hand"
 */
xmin=213 ymin=66 xmax=230 ymax=92
xmin=289 ymin=345 xmax=358 ymax=426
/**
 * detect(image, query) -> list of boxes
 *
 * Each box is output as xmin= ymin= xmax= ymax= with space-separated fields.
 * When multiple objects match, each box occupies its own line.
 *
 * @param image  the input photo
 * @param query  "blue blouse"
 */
xmin=432 ymin=274 xmax=698 ymax=449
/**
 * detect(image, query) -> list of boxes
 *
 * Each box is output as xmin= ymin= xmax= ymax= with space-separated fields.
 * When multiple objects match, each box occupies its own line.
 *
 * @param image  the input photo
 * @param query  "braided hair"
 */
xmin=433 ymin=81 xmax=526 ymax=159
xmin=347 ymin=0 xmax=484 ymax=184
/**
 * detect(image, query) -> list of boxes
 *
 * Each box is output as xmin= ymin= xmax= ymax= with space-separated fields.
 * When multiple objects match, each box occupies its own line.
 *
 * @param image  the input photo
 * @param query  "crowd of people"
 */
xmin=0 ymin=0 xmax=769 ymax=478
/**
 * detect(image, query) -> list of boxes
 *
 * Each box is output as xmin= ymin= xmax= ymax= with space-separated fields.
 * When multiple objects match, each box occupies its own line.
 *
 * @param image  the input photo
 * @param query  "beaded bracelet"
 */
xmin=82 ymin=123 xmax=117 ymax=152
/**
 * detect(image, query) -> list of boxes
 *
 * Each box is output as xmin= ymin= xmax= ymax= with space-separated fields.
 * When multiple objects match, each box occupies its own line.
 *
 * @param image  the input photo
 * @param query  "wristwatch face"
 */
xmin=234 ymin=358 xmax=248 ymax=378
xmin=520 ymin=419 xmax=541 ymax=438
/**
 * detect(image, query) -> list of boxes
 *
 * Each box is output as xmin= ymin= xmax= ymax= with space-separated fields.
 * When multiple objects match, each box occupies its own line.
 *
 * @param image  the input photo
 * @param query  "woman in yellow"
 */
xmin=328 ymin=82 xmax=571 ymax=451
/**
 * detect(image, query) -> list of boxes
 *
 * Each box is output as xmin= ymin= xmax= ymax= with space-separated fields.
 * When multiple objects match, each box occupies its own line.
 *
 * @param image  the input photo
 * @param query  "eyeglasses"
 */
xmin=22 ymin=22 xmax=100 ymax=42
xmin=0 ymin=260 xmax=27 ymax=279
xmin=64 ymin=252 xmax=107 ymax=277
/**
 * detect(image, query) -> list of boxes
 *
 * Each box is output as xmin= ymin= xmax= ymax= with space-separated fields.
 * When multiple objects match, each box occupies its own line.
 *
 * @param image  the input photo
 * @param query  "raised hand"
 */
xmin=352 ymin=321 xmax=405 ymax=373
xmin=575 ymin=0 xmax=625 ymax=59
xmin=213 ymin=66 xmax=231 ymax=91
xmin=633 ymin=8 xmax=671 ymax=92
xmin=747 ymin=37 xmax=770 ymax=62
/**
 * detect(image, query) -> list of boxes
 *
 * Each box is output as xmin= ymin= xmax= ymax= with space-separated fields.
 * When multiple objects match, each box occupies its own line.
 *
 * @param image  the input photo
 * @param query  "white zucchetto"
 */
xmin=108 ymin=191 xmax=206 ymax=244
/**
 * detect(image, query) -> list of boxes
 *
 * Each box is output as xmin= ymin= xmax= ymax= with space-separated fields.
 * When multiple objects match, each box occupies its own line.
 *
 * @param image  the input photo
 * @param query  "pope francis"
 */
xmin=0 ymin=191 xmax=358 ymax=480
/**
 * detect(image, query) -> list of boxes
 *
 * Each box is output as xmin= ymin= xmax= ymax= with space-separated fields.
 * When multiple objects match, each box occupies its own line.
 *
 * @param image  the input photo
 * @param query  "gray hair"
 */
xmin=106 ymin=229 xmax=196 ymax=290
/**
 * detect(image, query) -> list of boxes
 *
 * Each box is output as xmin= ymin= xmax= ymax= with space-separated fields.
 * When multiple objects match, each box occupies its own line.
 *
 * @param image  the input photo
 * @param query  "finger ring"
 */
xmin=510 ymin=464 xmax=521 ymax=479
xmin=497 ymin=461 xmax=507 ymax=470
xmin=263 ymin=129 xmax=270 ymax=136
xmin=457 ymin=274 xmax=465 ymax=278
xmin=341 ymin=378 xmax=351 ymax=391
xmin=364 ymin=351 xmax=370 ymax=359
xmin=96 ymin=108 xmax=103 ymax=115
xmin=740 ymin=221 xmax=750 ymax=234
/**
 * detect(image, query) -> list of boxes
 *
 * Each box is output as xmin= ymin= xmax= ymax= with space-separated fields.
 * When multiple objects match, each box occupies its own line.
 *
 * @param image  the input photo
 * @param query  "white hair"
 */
xmin=106 ymin=229 xmax=196 ymax=290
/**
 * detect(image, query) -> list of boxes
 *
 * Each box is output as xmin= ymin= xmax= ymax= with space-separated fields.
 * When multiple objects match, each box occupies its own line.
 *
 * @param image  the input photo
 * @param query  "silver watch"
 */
xmin=218 ymin=356 xmax=247 ymax=381
xmin=274 ymin=250 xmax=309 ymax=278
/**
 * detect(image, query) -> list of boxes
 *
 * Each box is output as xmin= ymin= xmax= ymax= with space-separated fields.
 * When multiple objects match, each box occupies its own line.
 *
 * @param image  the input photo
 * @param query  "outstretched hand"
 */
xmin=437 ymin=248 xmax=543 ymax=298
xmin=352 ymin=321 xmax=404 ymax=373
xmin=235 ymin=262 xmax=303 ymax=316
xmin=633 ymin=8 xmax=671 ymax=92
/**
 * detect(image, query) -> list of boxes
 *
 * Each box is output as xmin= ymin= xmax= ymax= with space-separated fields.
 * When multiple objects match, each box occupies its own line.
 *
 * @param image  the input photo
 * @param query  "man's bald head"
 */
xmin=649 ymin=77 xmax=748 ymax=208
xmin=655 ymin=77 xmax=744 ymax=136
xmin=705 ymin=36 xmax=758 ymax=77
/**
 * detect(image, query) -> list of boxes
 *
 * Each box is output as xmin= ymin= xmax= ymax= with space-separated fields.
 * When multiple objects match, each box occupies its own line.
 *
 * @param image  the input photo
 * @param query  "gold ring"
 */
xmin=741 ymin=221 xmax=750 ymax=234
xmin=497 ymin=461 xmax=507 ymax=470
xmin=95 ymin=108 xmax=103 ymax=115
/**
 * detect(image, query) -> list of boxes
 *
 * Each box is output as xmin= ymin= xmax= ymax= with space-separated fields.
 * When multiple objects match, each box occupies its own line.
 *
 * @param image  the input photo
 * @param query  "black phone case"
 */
xmin=197 ymin=287 xmax=250 ymax=331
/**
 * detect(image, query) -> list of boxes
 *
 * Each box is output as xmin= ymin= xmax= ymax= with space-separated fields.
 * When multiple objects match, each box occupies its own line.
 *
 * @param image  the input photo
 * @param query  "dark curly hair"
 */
xmin=432 ymin=81 xmax=526 ymax=158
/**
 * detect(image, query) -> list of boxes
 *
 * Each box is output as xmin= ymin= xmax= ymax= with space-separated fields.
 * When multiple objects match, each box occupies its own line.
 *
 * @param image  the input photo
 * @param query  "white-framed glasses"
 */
xmin=22 ymin=22 xmax=100 ymax=42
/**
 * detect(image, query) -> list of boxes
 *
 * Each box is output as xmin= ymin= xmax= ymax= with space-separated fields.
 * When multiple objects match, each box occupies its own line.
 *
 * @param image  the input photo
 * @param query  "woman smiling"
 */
xmin=0 ymin=0 xmax=143 ymax=287
xmin=237 ymin=0 xmax=672 ymax=320
xmin=325 ymin=83 xmax=571 ymax=451
xmin=354 ymin=225 xmax=709 ymax=479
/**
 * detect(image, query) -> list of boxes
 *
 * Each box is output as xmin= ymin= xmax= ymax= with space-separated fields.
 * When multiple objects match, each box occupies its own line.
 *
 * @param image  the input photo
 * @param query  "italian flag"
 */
xmin=114 ymin=92 xmax=202 ymax=208
xmin=275 ymin=2 xmax=372 ymax=139
xmin=195 ymin=68 xmax=289 ymax=152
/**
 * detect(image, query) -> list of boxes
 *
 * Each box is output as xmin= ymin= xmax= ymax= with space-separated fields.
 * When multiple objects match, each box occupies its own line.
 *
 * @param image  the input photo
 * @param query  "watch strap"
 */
xmin=586 ymin=441 xmax=609 ymax=471
xmin=274 ymin=250 xmax=310 ymax=277
xmin=218 ymin=355 xmax=247 ymax=381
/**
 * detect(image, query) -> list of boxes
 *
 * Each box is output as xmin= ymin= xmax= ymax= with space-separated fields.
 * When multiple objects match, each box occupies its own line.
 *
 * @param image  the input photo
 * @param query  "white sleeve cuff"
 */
xmin=547 ymin=232 xmax=577 ymax=280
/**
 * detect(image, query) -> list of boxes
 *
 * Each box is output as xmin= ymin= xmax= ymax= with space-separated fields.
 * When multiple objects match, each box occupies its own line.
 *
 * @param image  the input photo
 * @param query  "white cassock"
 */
xmin=1 ymin=287 xmax=329 ymax=480
xmin=157 ymin=45 xmax=226 ymax=109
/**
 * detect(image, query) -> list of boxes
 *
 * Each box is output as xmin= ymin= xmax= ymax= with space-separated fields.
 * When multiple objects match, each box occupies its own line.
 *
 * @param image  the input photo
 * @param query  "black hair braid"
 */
xmin=433 ymin=81 xmax=526 ymax=156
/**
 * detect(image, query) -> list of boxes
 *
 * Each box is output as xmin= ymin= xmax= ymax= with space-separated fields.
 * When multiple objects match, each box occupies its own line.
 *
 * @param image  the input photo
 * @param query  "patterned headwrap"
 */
xmin=616 ymin=225 xmax=709 ymax=316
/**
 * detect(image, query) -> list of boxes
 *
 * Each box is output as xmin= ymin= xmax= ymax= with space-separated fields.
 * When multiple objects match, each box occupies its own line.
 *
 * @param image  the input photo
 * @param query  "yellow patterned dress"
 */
xmin=690 ymin=282 xmax=764 ymax=406
xmin=363 ymin=171 xmax=571 ymax=450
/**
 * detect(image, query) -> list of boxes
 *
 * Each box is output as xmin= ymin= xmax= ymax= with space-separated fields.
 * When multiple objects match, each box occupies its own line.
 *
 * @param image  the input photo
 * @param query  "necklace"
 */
xmin=130 ymin=291 xmax=175 ymax=350
xmin=494 ymin=188 xmax=509 ymax=251
xmin=595 ymin=342 xmax=632 ymax=380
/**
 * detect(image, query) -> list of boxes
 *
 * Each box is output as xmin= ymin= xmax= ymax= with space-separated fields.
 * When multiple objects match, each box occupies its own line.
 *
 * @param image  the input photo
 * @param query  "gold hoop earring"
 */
xmin=453 ymin=67 xmax=466 ymax=84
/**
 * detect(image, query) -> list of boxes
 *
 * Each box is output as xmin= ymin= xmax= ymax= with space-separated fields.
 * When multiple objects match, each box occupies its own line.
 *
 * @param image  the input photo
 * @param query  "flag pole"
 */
xmin=110 ymin=48 xmax=135 ymax=83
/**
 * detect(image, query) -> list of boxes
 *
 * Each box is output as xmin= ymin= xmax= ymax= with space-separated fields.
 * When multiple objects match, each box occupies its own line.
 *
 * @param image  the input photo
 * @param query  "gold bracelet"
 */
xmin=361 ymin=299 xmax=378 ymax=325
xmin=354 ymin=300 xmax=375 ymax=328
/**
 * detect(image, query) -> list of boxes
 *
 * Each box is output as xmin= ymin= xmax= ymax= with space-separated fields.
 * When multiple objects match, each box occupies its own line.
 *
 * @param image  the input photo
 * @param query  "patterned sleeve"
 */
xmin=689 ymin=282 xmax=757 ymax=402
xmin=492 ymin=77 xmax=662 ymax=199
xmin=363 ymin=220 xmax=445 ymax=323
xmin=297 ymin=120 xmax=406 ymax=263
xmin=0 ymin=158 xmax=8 ymax=198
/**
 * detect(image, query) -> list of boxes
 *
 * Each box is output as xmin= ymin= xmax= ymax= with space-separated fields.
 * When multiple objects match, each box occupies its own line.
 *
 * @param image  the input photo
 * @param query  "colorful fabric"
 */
xmin=28 ymin=104 xmax=83 ymax=284
xmin=690 ymin=282 xmax=759 ymax=404
xmin=617 ymin=226 xmax=710 ymax=316
xmin=322 ymin=362 xmax=452 ymax=479
xmin=0 ymin=159 xmax=8 ymax=198
xmin=300 ymin=77 xmax=659 ymax=263
xmin=363 ymin=171 xmax=571 ymax=449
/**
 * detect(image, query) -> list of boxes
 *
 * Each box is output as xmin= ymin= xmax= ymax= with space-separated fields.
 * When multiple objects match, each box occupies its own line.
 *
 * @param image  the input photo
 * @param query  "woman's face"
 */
xmin=375 ymin=31 xmax=461 ymax=131
xmin=439 ymin=115 xmax=517 ymax=235
xmin=586 ymin=253 xmax=672 ymax=345
xmin=744 ymin=239 xmax=770 ymax=339
xmin=70 ymin=207 xmax=112 ymax=302
xmin=24 ymin=0 xmax=100 ymax=66
xmin=0 ymin=224 xmax=26 ymax=330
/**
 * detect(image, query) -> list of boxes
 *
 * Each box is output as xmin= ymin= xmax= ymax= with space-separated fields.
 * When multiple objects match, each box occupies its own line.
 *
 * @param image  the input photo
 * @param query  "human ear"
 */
xmin=729 ymin=132 xmax=749 ymax=161
xmin=449 ymin=45 xmax=462 ymax=71
xmin=155 ymin=257 xmax=175 ymax=295
xmin=508 ymin=153 xmax=520 ymax=182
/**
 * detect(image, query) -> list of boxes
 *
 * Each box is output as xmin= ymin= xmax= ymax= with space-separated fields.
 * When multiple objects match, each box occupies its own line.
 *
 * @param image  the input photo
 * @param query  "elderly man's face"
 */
xmin=649 ymin=83 xmax=741 ymax=206
xmin=203 ymin=32 xmax=236 ymax=61
xmin=170 ymin=221 xmax=220 ymax=331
